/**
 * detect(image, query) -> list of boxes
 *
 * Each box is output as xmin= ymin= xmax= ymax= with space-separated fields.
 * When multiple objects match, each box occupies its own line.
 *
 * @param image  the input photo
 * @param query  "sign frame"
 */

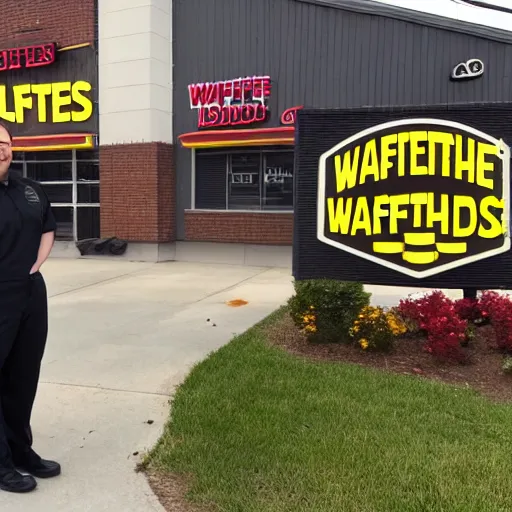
xmin=316 ymin=118 xmax=511 ymax=279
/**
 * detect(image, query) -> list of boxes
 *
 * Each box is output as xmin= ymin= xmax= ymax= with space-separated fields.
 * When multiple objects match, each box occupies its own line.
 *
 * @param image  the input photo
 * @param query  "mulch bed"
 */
xmin=267 ymin=313 xmax=512 ymax=402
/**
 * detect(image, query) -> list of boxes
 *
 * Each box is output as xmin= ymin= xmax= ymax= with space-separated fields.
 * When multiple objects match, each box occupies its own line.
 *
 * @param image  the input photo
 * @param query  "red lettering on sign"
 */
xmin=280 ymin=105 xmax=304 ymax=125
xmin=189 ymin=75 xmax=272 ymax=128
xmin=0 ymin=43 xmax=56 ymax=72
xmin=198 ymin=103 xmax=269 ymax=128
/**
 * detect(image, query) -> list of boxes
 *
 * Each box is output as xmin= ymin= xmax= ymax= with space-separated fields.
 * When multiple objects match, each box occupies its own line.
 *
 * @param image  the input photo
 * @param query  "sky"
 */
xmin=371 ymin=0 xmax=512 ymax=31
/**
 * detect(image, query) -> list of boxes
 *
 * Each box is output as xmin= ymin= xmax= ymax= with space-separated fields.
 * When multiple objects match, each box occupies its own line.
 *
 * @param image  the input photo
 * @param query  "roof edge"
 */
xmin=295 ymin=0 xmax=512 ymax=45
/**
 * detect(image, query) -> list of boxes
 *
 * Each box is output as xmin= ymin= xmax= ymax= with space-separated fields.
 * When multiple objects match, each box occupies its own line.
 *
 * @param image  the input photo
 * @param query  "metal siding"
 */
xmin=173 ymin=0 xmax=512 ymax=239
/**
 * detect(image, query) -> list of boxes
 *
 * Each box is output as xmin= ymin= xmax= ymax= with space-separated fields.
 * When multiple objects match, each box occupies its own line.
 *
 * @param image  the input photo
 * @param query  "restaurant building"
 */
xmin=4 ymin=0 xmax=512 ymax=266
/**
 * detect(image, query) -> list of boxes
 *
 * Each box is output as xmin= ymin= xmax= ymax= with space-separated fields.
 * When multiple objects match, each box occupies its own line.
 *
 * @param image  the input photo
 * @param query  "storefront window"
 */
xmin=195 ymin=148 xmax=294 ymax=211
xmin=228 ymin=154 xmax=261 ymax=209
xmin=262 ymin=153 xmax=294 ymax=210
xmin=12 ymin=149 xmax=100 ymax=242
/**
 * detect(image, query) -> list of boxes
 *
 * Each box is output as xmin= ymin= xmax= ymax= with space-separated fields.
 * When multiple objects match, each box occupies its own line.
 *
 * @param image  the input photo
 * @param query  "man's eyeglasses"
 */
xmin=0 ymin=141 xmax=12 ymax=149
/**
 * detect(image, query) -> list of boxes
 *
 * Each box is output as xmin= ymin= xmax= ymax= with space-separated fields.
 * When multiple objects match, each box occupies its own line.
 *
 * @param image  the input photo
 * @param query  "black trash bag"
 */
xmin=76 ymin=237 xmax=128 ymax=256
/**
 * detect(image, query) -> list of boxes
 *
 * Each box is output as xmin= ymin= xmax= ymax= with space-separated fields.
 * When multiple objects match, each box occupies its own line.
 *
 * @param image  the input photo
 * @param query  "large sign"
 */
xmin=317 ymin=119 xmax=510 ymax=278
xmin=188 ymin=75 xmax=271 ymax=128
xmin=293 ymin=106 xmax=512 ymax=289
xmin=0 ymin=44 xmax=97 ymax=137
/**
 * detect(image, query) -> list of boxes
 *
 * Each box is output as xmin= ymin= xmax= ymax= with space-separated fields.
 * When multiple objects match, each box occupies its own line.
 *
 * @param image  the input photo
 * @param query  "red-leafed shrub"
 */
xmin=398 ymin=291 xmax=467 ymax=362
xmin=479 ymin=292 xmax=512 ymax=351
xmin=454 ymin=298 xmax=483 ymax=324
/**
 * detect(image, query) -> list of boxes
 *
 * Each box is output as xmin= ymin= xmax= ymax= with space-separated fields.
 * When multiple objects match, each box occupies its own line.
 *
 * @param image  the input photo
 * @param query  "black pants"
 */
xmin=0 ymin=273 xmax=48 ymax=468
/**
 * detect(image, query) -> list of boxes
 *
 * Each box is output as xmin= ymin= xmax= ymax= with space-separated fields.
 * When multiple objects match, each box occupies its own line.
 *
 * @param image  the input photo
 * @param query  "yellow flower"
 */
xmin=360 ymin=338 xmax=369 ymax=350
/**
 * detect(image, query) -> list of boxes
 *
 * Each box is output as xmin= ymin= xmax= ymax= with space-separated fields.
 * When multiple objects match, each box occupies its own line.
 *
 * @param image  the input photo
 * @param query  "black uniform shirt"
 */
xmin=0 ymin=173 xmax=57 ymax=283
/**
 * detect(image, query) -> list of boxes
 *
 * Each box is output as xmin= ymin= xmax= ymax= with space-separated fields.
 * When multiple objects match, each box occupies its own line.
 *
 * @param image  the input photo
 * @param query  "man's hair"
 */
xmin=0 ymin=121 xmax=13 ymax=141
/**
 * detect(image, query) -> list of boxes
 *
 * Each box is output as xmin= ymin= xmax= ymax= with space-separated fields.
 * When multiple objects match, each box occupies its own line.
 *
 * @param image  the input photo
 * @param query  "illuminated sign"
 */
xmin=188 ymin=75 xmax=271 ymax=128
xmin=451 ymin=58 xmax=484 ymax=80
xmin=281 ymin=106 xmax=304 ymax=125
xmin=0 ymin=81 xmax=93 ymax=124
xmin=1 ymin=44 xmax=97 ymax=138
xmin=0 ymin=43 xmax=56 ymax=72
xmin=317 ymin=119 xmax=511 ymax=278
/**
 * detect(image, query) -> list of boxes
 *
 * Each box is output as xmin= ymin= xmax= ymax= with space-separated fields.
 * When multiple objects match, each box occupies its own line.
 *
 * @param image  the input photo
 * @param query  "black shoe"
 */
xmin=0 ymin=469 xmax=37 ymax=493
xmin=14 ymin=450 xmax=61 ymax=479
xmin=17 ymin=458 xmax=61 ymax=479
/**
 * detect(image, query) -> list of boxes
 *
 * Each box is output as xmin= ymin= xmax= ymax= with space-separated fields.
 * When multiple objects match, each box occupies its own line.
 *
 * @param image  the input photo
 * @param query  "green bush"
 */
xmin=288 ymin=279 xmax=371 ymax=343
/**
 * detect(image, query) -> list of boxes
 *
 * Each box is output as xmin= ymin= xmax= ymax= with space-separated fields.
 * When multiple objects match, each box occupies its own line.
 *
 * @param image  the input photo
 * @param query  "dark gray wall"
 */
xmin=173 ymin=0 xmax=512 ymax=240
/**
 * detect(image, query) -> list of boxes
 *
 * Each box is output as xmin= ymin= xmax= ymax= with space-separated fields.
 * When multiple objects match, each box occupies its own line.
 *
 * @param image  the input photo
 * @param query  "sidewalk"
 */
xmin=0 ymin=260 xmax=294 ymax=511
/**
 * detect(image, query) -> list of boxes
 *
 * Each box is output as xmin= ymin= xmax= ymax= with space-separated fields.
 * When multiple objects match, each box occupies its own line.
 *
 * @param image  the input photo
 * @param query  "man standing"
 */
xmin=0 ymin=122 xmax=60 ymax=493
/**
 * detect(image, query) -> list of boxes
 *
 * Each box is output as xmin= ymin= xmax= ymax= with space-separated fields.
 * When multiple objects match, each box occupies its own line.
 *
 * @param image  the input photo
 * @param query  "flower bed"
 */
xmin=283 ymin=281 xmax=512 ymax=401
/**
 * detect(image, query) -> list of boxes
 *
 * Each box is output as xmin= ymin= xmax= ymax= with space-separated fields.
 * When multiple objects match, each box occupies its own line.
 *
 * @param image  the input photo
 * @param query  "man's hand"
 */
xmin=30 ymin=231 xmax=55 ymax=275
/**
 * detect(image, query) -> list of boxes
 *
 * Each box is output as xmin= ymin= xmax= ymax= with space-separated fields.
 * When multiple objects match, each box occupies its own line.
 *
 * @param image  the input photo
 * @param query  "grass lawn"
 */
xmin=146 ymin=308 xmax=512 ymax=512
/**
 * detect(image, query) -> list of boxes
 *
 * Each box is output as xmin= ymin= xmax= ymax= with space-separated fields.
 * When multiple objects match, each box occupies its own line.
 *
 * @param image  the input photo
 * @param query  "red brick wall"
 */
xmin=1 ymin=0 xmax=95 ymax=48
xmin=184 ymin=211 xmax=293 ymax=245
xmin=100 ymin=143 xmax=175 ymax=243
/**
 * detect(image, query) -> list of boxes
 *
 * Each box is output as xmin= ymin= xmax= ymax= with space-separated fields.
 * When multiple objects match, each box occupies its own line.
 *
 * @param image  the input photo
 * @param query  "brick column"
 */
xmin=99 ymin=142 xmax=175 ymax=242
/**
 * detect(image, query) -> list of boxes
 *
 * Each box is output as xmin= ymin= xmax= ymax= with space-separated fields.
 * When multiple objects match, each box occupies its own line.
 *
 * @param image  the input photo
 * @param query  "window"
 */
xmin=194 ymin=148 xmax=294 ymax=211
xmin=262 ymin=153 xmax=294 ymax=210
xmin=228 ymin=154 xmax=261 ymax=209
xmin=12 ymin=150 xmax=100 ymax=241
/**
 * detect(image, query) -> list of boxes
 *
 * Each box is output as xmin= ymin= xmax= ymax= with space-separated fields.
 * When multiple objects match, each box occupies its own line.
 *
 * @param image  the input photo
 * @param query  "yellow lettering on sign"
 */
xmin=324 ymin=125 xmax=507 ymax=264
xmin=409 ymin=131 xmax=428 ymax=176
xmin=31 ymin=84 xmax=52 ymax=122
xmin=359 ymin=139 xmax=379 ymax=185
xmin=325 ymin=192 xmax=505 ymax=243
xmin=453 ymin=195 xmax=478 ymax=238
xmin=426 ymin=193 xmax=449 ymax=235
xmin=396 ymin=132 xmax=410 ymax=177
xmin=335 ymin=149 xmax=359 ymax=193
xmin=477 ymin=142 xmax=497 ymax=190
xmin=351 ymin=197 xmax=371 ymax=235
xmin=429 ymin=131 xmax=454 ymax=177
xmin=389 ymin=194 xmax=410 ymax=234
xmin=51 ymin=82 xmax=72 ymax=123
xmin=479 ymin=196 xmax=504 ymax=238
xmin=455 ymin=134 xmax=475 ymax=183
xmin=0 ymin=85 xmax=15 ymax=122
xmin=410 ymin=193 xmax=428 ymax=228
xmin=0 ymin=81 xmax=93 ymax=125
xmin=12 ymin=84 xmax=33 ymax=123
xmin=71 ymin=81 xmax=93 ymax=122
xmin=372 ymin=195 xmax=389 ymax=235
xmin=380 ymin=135 xmax=397 ymax=180
xmin=328 ymin=197 xmax=353 ymax=234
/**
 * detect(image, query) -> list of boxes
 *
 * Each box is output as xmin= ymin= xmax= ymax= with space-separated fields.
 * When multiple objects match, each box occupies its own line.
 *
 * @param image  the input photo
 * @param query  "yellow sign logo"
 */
xmin=317 ymin=119 xmax=511 ymax=278
xmin=0 ymin=81 xmax=93 ymax=124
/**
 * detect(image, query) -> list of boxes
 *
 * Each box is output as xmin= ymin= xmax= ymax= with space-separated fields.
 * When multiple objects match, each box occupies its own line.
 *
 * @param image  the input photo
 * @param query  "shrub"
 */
xmin=479 ymin=292 xmax=512 ymax=352
xmin=454 ymin=298 xmax=484 ymax=324
xmin=398 ymin=291 xmax=467 ymax=363
xmin=350 ymin=306 xmax=407 ymax=352
xmin=288 ymin=279 xmax=370 ymax=343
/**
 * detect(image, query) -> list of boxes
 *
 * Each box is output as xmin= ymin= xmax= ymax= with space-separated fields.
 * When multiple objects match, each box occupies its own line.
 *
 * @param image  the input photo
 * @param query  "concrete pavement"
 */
xmin=0 ymin=259 xmax=294 ymax=511
xmin=0 ymin=258 xmax=469 ymax=511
